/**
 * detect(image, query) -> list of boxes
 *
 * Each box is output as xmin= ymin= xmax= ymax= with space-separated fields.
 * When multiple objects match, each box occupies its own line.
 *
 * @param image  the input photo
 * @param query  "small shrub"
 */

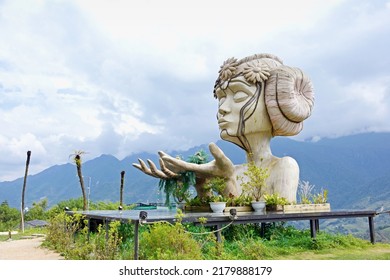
xmin=0 ymin=201 xmax=20 ymax=232
xmin=140 ymin=222 xmax=203 ymax=260
xmin=92 ymin=221 xmax=122 ymax=260
xmin=237 ymin=239 xmax=274 ymax=259
xmin=239 ymin=161 xmax=269 ymax=201
xmin=44 ymin=212 xmax=89 ymax=258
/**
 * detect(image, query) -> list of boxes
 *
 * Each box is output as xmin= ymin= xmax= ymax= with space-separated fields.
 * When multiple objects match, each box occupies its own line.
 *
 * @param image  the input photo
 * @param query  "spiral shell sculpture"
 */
xmin=265 ymin=66 xmax=314 ymax=136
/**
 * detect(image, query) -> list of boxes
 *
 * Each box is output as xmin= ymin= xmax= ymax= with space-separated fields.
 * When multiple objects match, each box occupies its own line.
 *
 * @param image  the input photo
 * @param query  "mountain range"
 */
xmin=1 ymin=132 xmax=390 ymax=214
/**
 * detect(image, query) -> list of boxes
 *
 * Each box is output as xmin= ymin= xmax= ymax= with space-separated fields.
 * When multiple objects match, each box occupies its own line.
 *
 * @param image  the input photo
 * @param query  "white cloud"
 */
xmin=0 ymin=0 xmax=389 ymax=181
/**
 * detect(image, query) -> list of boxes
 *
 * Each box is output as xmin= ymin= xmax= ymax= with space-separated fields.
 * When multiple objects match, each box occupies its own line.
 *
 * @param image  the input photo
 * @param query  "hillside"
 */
xmin=1 ymin=132 xmax=389 ymax=213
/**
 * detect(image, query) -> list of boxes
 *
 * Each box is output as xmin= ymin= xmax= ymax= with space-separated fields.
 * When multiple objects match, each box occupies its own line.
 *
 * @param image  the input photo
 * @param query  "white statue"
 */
xmin=133 ymin=53 xmax=314 ymax=202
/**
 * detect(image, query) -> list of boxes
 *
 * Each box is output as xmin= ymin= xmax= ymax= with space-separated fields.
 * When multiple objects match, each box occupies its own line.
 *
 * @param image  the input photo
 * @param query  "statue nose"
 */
xmin=218 ymin=100 xmax=231 ymax=115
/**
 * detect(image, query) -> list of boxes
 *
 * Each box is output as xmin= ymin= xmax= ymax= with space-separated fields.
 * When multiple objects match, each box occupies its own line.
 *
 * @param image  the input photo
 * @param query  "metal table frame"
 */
xmin=67 ymin=209 xmax=379 ymax=260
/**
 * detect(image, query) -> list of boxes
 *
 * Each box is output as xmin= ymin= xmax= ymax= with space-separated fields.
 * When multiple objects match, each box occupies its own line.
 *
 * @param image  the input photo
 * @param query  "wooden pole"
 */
xmin=120 ymin=171 xmax=125 ymax=207
xmin=21 ymin=150 xmax=31 ymax=233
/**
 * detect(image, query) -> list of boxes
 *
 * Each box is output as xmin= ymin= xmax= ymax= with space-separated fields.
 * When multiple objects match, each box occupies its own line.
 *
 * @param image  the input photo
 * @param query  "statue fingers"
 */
xmin=159 ymin=158 xmax=179 ymax=178
xmin=161 ymin=155 xmax=200 ymax=171
xmin=147 ymin=159 xmax=169 ymax=179
xmin=132 ymin=159 xmax=158 ymax=178
xmin=158 ymin=151 xmax=188 ymax=173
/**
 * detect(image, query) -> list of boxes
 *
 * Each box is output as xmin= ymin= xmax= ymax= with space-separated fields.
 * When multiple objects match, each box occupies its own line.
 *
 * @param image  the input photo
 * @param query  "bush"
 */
xmin=44 ymin=212 xmax=125 ymax=260
xmin=25 ymin=198 xmax=48 ymax=221
xmin=140 ymin=222 xmax=203 ymax=260
xmin=0 ymin=201 xmax=20 ymax=231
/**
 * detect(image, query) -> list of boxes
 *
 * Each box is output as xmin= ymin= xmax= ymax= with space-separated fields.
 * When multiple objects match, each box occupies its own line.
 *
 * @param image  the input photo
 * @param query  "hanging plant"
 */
xmin=158 ymin=150 xmax=209 ymax=206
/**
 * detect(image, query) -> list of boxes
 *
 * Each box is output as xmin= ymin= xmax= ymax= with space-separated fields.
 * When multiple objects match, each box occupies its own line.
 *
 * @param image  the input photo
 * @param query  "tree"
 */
xmin=70 ymin=150 xmax=87 ymax=210
xmin=0 ymin=202 xmax=20 ymax=232
xmin=120 ymin=171 xmax=125 ymax=207
xmin=21 ymin=150 xmax=31 ymax=232
xmin=24 ymin=198 xmax=48 ymax=221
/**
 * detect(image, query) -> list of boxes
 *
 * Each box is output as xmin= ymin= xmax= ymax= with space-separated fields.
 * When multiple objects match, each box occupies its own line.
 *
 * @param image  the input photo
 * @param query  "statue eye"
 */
xmin=233 ymin=91 xmax=249 ymax=102
xmin=218 ymin=96 xmax=226 ymax=106
xmin=215 ymin=90 xmax=226 ymax=105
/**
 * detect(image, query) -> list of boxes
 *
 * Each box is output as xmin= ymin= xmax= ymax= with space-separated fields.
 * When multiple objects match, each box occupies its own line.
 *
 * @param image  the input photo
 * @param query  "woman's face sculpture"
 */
xmin=215 ymin=75 xmax=272 ymax=151
xmin=214 ymin=53 xmax=314 ymax=151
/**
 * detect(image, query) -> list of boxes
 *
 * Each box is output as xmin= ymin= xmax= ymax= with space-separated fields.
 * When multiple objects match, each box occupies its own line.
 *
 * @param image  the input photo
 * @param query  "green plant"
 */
xmin=226 ymin=194 xmax=252 ymax=207
xmin=158 ymin=150 xmax=209 ymax=206
xmin=204 ymin=177 xmax=227 ymax=202
xmin=140 ymin=222 xmax=203 ymax=260
xmin=263 ymin=193 xmax=288 ymax=206
xmin=187 ymin=196 xmax=208 ymax=206
xmin=298 ymin=181 xmax=328 ymax=204
xmin=239 ymin=161 xmax=269 ymax=201
xmin=44 ymin=211 xmax=125 ymax=260
xmin=45 ymin=211 xmax=87 ymax=258
xmin=198 ymin=217 xmax=208 ymax=224
xmin=209 ymin=195 xmax=226 ymax=202
xmin=312 ymin=189 xmax=328 ymax=204
xmin=298 ymin=180 xmax=315 ymax=204
xmin=24 ymin=198 xmax=48 ymax=221
xmin=0 ymin=201 xmax=20 ymax=232
xmin=92 ymin=220 xmax=122 ymax=260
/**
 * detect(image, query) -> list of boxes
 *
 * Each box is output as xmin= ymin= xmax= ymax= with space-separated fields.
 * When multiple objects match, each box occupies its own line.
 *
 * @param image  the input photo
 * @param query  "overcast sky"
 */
xmin=1 ymin=0 xmax=389 ymax=181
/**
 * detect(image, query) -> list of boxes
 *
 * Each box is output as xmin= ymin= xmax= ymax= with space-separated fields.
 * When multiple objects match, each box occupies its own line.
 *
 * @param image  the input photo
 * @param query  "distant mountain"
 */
xmin=1 ymin=132 xmax=390 ymax=214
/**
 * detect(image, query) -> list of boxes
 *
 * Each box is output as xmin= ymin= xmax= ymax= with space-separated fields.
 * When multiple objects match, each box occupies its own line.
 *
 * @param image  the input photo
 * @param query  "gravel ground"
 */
xmin=0 ymin=236 xmax=64 ymax=260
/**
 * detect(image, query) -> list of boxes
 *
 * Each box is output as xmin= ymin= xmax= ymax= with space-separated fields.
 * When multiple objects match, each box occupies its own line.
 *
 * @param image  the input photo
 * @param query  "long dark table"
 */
xmin=66 ymin=208 xmax=380 ymax=260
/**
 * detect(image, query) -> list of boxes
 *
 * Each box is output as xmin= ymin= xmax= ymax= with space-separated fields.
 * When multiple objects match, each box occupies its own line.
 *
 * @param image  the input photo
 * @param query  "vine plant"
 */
xmin=158 ymin=150 xmax=209 ymax=206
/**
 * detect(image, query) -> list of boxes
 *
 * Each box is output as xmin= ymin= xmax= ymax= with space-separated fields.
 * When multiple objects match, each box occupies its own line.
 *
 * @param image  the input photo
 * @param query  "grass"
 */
xmin=0 ymin=227 xmax=47 ymax=242
xmin=4 ymin=218 xmax=390 ymax=260
xmin=274 ymin=244 xmax=390 ymax=260
xmin=215 ymin=224 xmax=390 ymax=260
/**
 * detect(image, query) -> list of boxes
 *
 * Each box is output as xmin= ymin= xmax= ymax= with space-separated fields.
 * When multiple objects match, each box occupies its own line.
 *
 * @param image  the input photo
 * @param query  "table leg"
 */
xmin=368 ymin=216 xmax=375 ymax=244
xmin=105 ymin=219 xmax=109 ymax=241
xmin=310 ymin=219 xmax=317 ymax=239
xmin=215 ymin=224 xmax=222 ymax=243
xmin=134 ymin=222 xmax=139 ymax=260
xmin=260 ymin=222 xmax=266 ymax=238
xmin=315 ymin=219 xmax=320 ymax=233
xmin=87 ymin=218 xmax=91 ymax=241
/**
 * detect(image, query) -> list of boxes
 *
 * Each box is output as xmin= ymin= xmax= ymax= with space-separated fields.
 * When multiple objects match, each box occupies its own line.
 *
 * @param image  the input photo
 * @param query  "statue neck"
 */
xmin=245 ymin=132 xmax=273 ymax=165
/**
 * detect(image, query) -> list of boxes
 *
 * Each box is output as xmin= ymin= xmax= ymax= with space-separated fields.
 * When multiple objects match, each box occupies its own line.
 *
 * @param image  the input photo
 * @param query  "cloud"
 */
xmin=0 ymin=0 xmax=389 ymax=181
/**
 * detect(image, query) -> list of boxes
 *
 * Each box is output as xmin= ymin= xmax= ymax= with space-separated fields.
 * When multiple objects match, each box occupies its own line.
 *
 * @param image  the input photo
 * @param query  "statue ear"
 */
xmin=264 ymin=65 xmax=314 ymax=136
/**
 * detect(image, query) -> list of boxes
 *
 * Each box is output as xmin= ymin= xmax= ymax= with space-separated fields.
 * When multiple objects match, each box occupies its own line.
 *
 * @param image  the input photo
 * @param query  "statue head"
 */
xmin=214 ymin=53 xmax=314 ymax=152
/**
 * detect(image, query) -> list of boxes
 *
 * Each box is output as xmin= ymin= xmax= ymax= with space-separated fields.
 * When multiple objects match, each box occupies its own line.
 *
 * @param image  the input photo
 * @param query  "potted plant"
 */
xmin=239 ymin=161 xmax=269 ymax=212
xmin=209 ymin=194 xmax=227 ymax=213
xmin=184 ymin=196 xmax=211 ymax=212
xmin=284 ymin=181 xmax=331 ymax=213
xmin=205 ymin=177 xmax=227 ymax=213
xmin=225 ymin=194 xmax=252 ymax=212
xmin=264 ymin=193 xmax=288 ymax=212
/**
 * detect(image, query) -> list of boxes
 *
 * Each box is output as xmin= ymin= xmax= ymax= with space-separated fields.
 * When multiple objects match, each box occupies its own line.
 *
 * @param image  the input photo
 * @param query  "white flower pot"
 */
xmin=209 ymin=202 xmax=226 ymax=213
xmin=251 ymin=201 xmax=266 ymax=213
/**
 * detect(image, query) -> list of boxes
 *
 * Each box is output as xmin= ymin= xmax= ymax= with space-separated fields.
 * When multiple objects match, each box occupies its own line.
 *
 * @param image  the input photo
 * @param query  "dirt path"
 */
xmin=0 ymin=236 xmax=64 ymax=260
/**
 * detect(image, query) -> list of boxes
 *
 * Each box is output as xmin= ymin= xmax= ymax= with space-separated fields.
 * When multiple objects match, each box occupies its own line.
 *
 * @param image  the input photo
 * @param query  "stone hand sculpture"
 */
xmin=133 ymin=53 xmax=314 ymax=202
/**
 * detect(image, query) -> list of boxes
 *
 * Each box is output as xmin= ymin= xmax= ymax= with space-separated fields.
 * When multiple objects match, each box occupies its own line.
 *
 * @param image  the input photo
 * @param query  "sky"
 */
xmin=0 ymin=0 xmax=389 ymax=181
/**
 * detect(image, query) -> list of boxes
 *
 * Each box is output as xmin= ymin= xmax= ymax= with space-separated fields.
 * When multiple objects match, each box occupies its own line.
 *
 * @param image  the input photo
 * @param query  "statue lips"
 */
xmin=217 ymin=118 xmax=229 ymax=128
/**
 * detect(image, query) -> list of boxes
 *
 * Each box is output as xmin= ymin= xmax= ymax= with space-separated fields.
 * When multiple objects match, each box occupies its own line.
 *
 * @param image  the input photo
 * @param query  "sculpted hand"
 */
xmin=132 ymin=142 xmax=238 ymax=196
xmin=160 ymin=142 xmax=233 ymax=177
xmin=132 ymin=156 xmax=180 ymax=179
xmin=160 ymin=142 xmax=238 ymax=196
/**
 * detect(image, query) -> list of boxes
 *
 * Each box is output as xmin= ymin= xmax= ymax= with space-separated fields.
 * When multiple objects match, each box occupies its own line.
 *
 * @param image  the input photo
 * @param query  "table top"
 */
xmin=67 ymin=207 xmax=378 ymax=224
